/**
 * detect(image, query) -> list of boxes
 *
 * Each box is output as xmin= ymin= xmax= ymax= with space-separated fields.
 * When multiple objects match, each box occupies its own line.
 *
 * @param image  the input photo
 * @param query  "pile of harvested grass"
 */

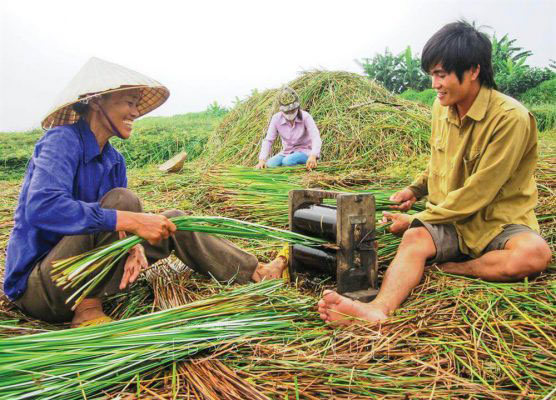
xmin=206 ymin=71 xmax=431 ymax=168
xmin=0 ymin=280 xmax=322 ymax=400
xmin=121 ymin=270 xmax=555 ymax=399
xmin=221 ymin=273 xmax=556 ymax=399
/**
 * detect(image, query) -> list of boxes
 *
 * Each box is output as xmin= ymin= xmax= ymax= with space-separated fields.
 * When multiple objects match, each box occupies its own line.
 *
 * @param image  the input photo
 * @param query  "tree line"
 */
xmin=358 ymin=31 xmax=555 ymax=99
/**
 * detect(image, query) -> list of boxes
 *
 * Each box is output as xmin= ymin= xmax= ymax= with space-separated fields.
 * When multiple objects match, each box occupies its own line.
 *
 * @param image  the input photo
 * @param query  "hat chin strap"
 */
xmin=98 ymin=103 xmax=123 ymax=138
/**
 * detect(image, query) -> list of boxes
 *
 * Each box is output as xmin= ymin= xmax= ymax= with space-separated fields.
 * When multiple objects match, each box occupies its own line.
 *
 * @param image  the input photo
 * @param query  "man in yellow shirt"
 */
xmin=318 ymin=21 xmax=552 ymax=325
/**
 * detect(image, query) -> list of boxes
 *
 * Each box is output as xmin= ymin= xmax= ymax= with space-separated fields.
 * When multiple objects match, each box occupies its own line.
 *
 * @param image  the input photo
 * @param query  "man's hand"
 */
xmin=306 ymin=155 xmax=317 ymax=171
xmin=116 ymin=211 xmax=177 ymax=245
xmin=389 ymin=188 xmax=417 ymax=211
xmin=255 ymin=159 xmax=267 ymax=169
xmin=382 ymin=212 xmax=411 ymax=236
xmin=119 ymin=244 xmax=148 ymax=290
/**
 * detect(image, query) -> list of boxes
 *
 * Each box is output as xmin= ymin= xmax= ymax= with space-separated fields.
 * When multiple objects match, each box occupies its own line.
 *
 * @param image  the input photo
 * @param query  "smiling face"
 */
xmin=98 ymin=89 xmax=141 ymax=139
xmin=429 ymin=63 xmax=480 ymax=115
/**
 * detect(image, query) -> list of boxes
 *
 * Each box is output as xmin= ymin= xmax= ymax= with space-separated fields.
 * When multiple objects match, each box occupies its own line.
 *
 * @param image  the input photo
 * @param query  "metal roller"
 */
xmin=292 ymin=204 xmax=337 ymax=242
xmin=290 ymin=244 xmax=337 ymax=275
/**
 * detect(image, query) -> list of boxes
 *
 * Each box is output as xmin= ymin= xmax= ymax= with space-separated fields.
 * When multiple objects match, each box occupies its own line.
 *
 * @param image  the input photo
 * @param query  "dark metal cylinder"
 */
xmin=290 ymin=244 xmax=337 ymax=275
xmin=292 ymin=204 xmax=337 ymax=241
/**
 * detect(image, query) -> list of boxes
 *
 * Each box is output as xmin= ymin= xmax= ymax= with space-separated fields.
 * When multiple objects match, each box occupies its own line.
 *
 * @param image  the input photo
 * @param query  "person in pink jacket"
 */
xmin=255 ymin=87 xmax=322 ymax=170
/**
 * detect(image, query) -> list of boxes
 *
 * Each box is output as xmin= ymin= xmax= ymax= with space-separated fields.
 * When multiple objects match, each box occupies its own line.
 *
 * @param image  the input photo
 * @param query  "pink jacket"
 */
xmin=259 ymin=110 xmax=322 ymax=160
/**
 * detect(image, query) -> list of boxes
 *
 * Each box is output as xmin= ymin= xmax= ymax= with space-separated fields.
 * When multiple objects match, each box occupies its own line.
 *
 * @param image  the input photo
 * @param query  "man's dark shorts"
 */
xmin=410 ymin=220 xmax=542 ymax=264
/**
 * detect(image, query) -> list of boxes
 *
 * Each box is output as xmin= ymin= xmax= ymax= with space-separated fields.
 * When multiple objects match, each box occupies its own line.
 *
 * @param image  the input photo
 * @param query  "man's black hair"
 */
xmin=421 ymin=21 xmax=496 ymax=88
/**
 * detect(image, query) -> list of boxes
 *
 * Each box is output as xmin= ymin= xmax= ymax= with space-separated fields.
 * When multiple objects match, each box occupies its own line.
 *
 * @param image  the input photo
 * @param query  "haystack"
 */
xmin=207 ymin=71 xmax=432 ymax=168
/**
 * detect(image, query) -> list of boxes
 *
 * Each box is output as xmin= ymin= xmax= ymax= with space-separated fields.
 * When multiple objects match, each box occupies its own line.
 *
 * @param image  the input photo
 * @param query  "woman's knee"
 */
xmin=99 ymin=188 xmax=142 ymax=212
xmin=162 ymin=209 xmax=185 ymax=219
xmin=266 ymin=156 xmax=283 ymax=168
xmin=282 ymin=159 xmax=299 ymax=166
xmin=282 ymin=154 xmax=307 ymax=166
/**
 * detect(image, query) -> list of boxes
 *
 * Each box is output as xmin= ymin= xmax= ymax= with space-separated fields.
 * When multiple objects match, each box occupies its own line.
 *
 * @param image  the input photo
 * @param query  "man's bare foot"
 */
xmin=71 ymin=298 xmax=107 ymax=328
xmin=317 ymin=290 xmax=389 ymax=326
xmin=251 ymin=257 xmax=286 ymax=282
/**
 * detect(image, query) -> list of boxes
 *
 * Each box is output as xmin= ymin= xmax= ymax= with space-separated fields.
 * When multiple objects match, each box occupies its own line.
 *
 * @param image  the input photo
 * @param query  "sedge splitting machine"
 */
xmin=288 ymin=189 xmax=379 ymax=302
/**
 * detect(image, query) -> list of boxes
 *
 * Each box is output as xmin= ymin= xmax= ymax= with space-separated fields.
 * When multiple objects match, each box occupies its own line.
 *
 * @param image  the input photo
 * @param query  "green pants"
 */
xmin=13 ymin=188 xmax=258 ymax=323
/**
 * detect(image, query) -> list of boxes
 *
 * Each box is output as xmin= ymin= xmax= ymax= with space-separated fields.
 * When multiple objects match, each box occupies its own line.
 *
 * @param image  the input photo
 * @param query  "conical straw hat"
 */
xmin=41 ymin=57 xmax=170 ymax=129
xmin=158 ymin=151 xmax=188 ymax=173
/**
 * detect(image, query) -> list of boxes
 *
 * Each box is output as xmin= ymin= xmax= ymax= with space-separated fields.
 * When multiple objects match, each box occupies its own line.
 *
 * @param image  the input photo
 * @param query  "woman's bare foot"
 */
xmin=71 ymin=298 xmax=107 ymax=328
xmin=317 ymin=290 xmax=389 ymax=325
xmin=251 ymin=257 xmax=287 ymax=282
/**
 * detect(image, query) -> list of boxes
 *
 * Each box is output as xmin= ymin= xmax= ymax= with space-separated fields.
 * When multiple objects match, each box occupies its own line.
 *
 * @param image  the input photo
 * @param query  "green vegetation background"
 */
xmin=0 ymin=109 xmax=223 ymax=180
xmin=2 ymin=80 xmax=554 ymax=182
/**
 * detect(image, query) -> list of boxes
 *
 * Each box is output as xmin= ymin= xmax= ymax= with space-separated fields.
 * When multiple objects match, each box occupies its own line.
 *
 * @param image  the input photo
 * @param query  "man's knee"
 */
xmin=99 ymin=188 xmax=142 ymax=212
xmin=399 ymin=227 xmax=436 ymax=258
xmin=162 ymin=209 xmax=185 ymax=219
xmin=504 ymin=237 xmax=552 ymax=279
xmin=266 ymin=156 xmax=283 ymax=168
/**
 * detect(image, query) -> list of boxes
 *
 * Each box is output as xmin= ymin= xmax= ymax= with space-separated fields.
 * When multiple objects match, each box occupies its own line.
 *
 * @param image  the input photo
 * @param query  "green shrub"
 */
xmin=359 ymin=46 xmax=430 ymax=94
xmin=205 ymin=101 xmax=229 ymax=118
xmin=399 ymin=89 xmax=436 ymax=106
xmin=495 ymin=67 xmax=555 ymax=98
xmin=520 ymin=78 xmax=556 ymax=105
xmin=530 ymin=104 xmax=556 ymax=132
xmin=0 ymin=129 xmax=42 ymax=179
xmin=112 ymin=112 xmax=221 ymax=167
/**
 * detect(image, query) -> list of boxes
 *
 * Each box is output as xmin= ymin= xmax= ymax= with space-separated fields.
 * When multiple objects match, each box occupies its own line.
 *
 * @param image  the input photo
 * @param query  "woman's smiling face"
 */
xmin=99 ymin=89 xmax=141 ymax=139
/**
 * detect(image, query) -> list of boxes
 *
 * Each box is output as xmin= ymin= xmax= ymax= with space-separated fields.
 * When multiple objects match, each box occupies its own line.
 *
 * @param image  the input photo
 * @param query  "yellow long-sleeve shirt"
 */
xmin=408 ymin=86 xmax=539 ymax=257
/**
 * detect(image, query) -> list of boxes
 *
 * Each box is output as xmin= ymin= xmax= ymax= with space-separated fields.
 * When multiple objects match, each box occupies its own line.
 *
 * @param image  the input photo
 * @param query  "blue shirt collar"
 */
xmin=77 ymin=118 xmax=120 ymax=166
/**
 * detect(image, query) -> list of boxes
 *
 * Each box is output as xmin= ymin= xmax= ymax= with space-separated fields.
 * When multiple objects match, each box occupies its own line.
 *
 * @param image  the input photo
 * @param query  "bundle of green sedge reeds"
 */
xmin=51 ymin=215 xmax=327 ymax=308
xmin=0 ymin=280 xmax=323 ymax=400
xmin=203 ymin=165 xmax=424 ymax=262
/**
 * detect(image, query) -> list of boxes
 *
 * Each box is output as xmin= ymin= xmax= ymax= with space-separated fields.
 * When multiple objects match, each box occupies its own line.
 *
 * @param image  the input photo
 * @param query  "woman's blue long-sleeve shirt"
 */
xmin=4 ymin=119 xmax=127 ymax=301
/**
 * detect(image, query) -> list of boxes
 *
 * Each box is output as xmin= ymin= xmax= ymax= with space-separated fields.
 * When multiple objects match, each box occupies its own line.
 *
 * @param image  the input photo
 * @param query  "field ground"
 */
xmin=0 ymin=107 xmax=554 ymax=397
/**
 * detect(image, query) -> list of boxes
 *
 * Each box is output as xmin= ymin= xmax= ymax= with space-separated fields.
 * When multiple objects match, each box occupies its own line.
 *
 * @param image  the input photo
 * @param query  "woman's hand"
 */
xmin=389 ymin=188 xmax=417 ymax=211
xmin=116 ymin=211 xmax=177 ymax=245
xmin=255 ymin=159 xmax=267 ymax=169
xmin=382 ymin=212 xmax=411 ymax=236
xmin=306 ymin=155 xmax=317 ymax=171
xmin=119 ymin=244 xmax=148 ymax=289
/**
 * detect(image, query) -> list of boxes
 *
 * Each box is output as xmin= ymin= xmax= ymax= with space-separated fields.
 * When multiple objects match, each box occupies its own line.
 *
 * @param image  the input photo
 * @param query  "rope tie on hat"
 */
xmin=98 ymin=103 xmax=123 ymax=139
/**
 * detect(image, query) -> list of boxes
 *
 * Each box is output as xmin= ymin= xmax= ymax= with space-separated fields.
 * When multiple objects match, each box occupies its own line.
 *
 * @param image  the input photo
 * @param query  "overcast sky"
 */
xmin=1 ymin=0 xmax=555 ymax=131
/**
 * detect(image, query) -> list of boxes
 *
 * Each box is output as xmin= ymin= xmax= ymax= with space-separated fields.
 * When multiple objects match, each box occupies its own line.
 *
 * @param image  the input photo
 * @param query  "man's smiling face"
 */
xmin=429 ymin=63 xmax=478 ymax=108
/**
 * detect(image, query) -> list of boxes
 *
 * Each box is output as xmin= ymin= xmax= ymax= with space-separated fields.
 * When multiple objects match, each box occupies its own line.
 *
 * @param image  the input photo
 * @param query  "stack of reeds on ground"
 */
xmin=0 ymin=280 xmax=324 ymax=400
xmin=133 ymin=262 xmax=273 ymax=399
xmin=206 ymin=71 xmax=431 ymax=169
xmin=223 ymin=274 xmax=556 ymax=399
xmin=113 ymin=269 xmax=555 ymax=399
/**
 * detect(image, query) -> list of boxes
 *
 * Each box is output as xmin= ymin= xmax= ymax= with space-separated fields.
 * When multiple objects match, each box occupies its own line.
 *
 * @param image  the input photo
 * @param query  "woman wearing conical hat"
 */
xmin=255 ymin=87 xmax=322 ymax=170
xmin=4 ymin=57 xmax=284 ymax=328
